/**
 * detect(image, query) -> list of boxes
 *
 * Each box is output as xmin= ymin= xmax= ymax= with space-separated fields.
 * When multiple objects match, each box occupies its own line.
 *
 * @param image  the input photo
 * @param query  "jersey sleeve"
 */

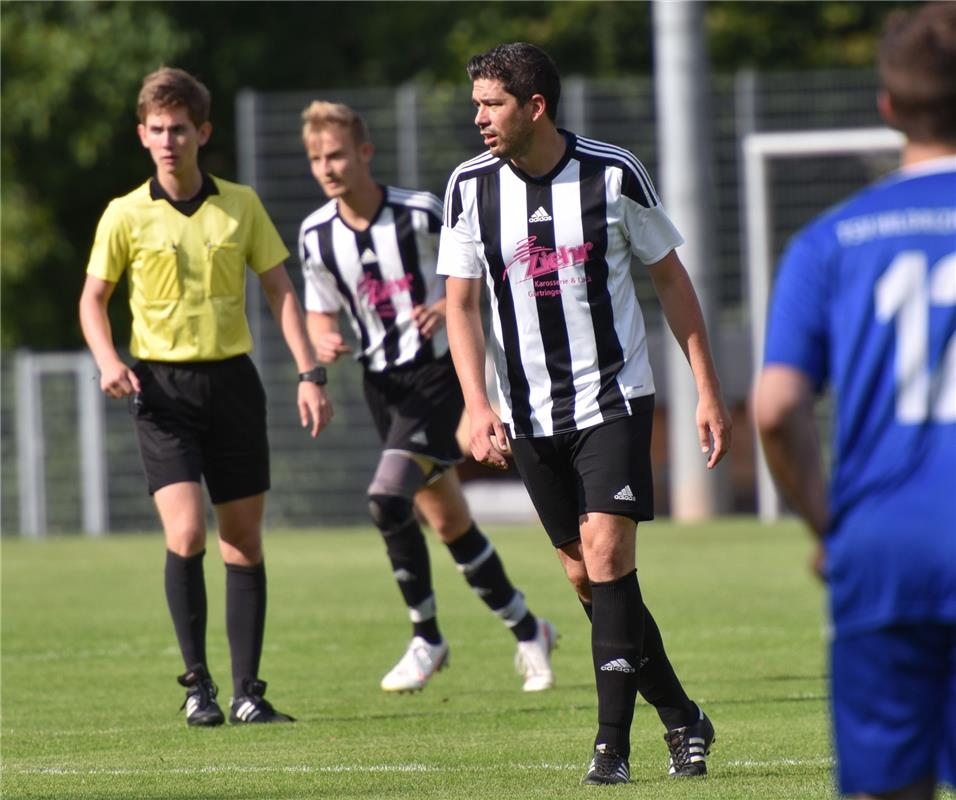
xmin=298 ymin=225 xmax=342 ymax=314
xmin=245 ymin=189 xmax=291 ymax=274
xmin=437 ymin=179 xmax=482 ymax=278
xmin=763 ymin=231 xmax=830 ymax=388
xmin=621 ymin=198 xmax=685 ymax=265
xmin=86 ymin=201 xmax=131 ymax=282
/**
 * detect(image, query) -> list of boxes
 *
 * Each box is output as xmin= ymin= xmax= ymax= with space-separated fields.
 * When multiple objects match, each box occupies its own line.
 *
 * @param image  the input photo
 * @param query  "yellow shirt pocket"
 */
xmin=131 ymin=247 xmax=181 ymax=302
xmin=206 ymin=241 xmax=245 ymax=298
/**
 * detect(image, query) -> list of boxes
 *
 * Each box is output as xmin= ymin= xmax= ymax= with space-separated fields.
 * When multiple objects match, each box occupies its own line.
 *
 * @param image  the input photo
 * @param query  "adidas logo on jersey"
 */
xmin=528 ymin=206 xmax=552 ymax=223
xmin=409 ymin=430 xmax=428 ymax=446
xmin=613 ymin=485 xmax=636 ymax=502
xmin=360 ymin=247 xmax=378 ymax=265
xmin=600 ymin=658 xmax=636 ymax=673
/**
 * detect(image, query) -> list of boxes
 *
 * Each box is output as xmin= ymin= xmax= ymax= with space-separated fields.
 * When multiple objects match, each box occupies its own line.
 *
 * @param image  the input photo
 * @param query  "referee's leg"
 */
xmin=215 ymin=493 xmax=267 ymax=696
xmin=155 ymin=482 xmax=209 ymax=672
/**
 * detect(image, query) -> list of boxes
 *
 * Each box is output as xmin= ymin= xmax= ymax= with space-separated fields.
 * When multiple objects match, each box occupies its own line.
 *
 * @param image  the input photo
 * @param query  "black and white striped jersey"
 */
xmin=299 ymin=186 xmax=447 ymax=373
xmin=437 ymin=131 xmax=683 ymax=438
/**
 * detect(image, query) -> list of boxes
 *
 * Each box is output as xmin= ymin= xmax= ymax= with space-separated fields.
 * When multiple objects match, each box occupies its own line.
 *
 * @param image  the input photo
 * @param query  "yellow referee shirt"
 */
xmin=86 ymin=175 xmax=290 ymax=362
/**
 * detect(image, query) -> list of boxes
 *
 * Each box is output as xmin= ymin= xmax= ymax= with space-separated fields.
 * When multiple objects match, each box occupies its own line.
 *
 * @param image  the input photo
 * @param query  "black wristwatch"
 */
xmin=298 ymin=366 xmax=327 ymax=386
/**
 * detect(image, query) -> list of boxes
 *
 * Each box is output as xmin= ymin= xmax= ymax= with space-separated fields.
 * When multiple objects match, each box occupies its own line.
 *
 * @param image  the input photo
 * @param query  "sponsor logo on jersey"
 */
xmin=357 ymin=272 xmax=414 ymax=317
xmin=505 ymin=235 xmax=594 ymax=282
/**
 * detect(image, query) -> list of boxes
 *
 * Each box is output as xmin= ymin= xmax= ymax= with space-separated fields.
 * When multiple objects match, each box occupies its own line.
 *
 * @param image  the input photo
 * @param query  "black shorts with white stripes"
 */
xmin=508 ymin=396 xmax=655 ymax=548
xmin=362 ymin=353 xmax=465 ymax=466
xmin=130 ymin=355 xmax=270 ymax=504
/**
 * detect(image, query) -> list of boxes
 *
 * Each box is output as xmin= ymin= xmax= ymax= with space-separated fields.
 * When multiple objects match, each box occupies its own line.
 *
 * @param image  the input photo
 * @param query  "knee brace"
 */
xmin=368 ymin=493 xmax=415 ymax=536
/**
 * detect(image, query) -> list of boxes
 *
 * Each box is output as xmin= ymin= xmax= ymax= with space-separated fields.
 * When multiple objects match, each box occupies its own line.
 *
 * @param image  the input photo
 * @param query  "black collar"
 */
xmin=150 ymin=172 xmax=219 ymax=217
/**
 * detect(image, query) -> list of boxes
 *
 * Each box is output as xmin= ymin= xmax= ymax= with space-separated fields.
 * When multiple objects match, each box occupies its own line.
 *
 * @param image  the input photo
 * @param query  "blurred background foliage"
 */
xmin=1 ymin=0 xmax=905 ymax=350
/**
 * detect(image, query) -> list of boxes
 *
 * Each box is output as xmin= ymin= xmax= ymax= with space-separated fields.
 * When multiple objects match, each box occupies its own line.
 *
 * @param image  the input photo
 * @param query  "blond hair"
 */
xmin=301 ymin=100 xmax=370 ymax=146
xmin=137 ymin=67 xmax=211 ymax=127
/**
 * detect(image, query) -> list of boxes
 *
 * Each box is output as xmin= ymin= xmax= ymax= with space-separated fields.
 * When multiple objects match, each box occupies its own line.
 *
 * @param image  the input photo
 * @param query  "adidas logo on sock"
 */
xmin=528 ymin=206 xmax=552 ymax=223
xmin=600 ymin=658 xmax=636 ymax=673
xmin=360 ymin=247 xmax=378 ymax=265
xmin=613 ymin=485 xmax=636 ymax=502
xmin=409 ymin=430 xmax=428 ymax=445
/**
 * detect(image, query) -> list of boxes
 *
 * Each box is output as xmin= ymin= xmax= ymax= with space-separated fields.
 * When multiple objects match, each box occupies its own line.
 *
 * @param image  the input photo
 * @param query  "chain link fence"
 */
xmin=1 ymin=68 xmax=887 ymax=535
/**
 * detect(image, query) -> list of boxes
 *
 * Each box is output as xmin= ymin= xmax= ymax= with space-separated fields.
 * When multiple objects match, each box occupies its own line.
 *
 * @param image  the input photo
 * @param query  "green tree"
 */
xmin=1 ymin=1 xmax=188 ymax=349
xmin=2 ymin=0 xmax=905 ymax=351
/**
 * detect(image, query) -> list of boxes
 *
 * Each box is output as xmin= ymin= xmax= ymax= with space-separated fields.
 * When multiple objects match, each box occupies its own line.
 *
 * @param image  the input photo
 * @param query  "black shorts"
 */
xmin=131 ymin=355 xmax=270 ymax=504
xmin=362 ymin=354 xmax=464 ymax=466
xmin=509 ymin=396 xmax=655 ymax=548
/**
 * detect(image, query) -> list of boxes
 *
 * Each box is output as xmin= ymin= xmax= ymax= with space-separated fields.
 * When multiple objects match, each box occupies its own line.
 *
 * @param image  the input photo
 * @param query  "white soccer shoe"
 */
xmin=515 ymin=618 xmax=558 ymax=692
xmin=380 ymin=636 xmax=449 ymax=693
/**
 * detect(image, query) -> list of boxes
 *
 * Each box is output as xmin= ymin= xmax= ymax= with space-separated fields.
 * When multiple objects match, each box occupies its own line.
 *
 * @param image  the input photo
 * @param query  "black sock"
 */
xmin=165 ymin=550 xmax=207 ymax=671
xmin=580 ymin=595 xmax=696 ymax=730
xmin=225 ymin=561 xmax=266 ymax=698
xmin=382 ymin=521 xmax=441 ymax=644
xmin=446 ymin=525 xmax=537 ymax=641
xmin=591 ymin=571 xmax=644 ymax=758
xmin=638 ymin=605 xmax=697 ymax=730
xmin=580 ymin=598 xmax=594 ymax=621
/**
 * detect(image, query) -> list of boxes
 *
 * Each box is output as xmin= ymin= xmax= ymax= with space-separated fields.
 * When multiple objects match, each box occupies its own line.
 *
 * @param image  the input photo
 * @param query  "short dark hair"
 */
xmin=878 ymin=2 xmax=956 ymax=143
xmin=466 ymin=42 xmax=561 ymax=121
xmin=137 ymin=67 xmax=211 ymax=127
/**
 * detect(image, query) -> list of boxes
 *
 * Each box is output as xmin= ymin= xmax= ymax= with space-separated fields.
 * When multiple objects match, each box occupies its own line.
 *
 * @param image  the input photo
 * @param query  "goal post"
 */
xmin=15 ymin=350 xmax=107 ymax=537
xmin=743 ymin=127 xmax=905 ymax=522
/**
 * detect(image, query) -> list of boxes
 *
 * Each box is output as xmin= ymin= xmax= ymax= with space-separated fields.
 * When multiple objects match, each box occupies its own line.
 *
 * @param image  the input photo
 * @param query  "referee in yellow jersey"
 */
xmin=79 ymin=67 xmax=332 ymax=726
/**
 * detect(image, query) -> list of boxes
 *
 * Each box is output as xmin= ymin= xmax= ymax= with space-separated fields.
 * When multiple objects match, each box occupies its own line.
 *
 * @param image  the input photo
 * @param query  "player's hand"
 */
xmin=98 ymin=358 xmax=141 ymax=399
xmin=469 ymin=408 xmax=510 ymax=471
xmin=697 ymin=391 xmax=732 ymax=469
xmin=298 ymin=382 xmax=333 ymax=438
xmin=314 ymin=331 xmax=351 ymax=363
xmin=411 ymin=303 xmax=445 ymax=340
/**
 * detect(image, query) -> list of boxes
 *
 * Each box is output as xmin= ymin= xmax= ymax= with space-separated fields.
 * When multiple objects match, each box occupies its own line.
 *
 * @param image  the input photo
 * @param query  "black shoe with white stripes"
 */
xmin=582 ymin=743 xmax=630 ymax=785
xmin=177 ymin=665 xmax=225 ymax=727
xmin=229 ymin=678 xmax=294 ymax=724
xmin=665 ymin=706 xmax=715 ymax=776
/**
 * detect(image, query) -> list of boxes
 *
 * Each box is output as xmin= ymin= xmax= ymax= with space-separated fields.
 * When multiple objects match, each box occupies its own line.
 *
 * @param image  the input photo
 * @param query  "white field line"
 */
xmin=5 ymin=757 xmax=833 ymax=777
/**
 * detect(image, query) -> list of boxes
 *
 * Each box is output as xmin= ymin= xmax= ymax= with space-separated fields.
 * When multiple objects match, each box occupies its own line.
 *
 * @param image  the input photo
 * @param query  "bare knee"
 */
xmin=557 ymin=543 xmax=591 ymax=602
xmin=218 ymin=525 xmax=263 ymax=565
xmin=426 ymin=506 xmax=473 ymax=543
xmin=155 ymin=483 xmax=206 ymax=557
xmin=215 ymin=494 xmax=265 ymax=565
xmin=165 ymin=525 xmax=206 ymax=558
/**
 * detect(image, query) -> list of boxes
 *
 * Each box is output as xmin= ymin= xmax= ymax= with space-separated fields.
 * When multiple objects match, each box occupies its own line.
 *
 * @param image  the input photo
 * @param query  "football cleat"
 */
xmin=514 ymin=618 xmax=557 ymax=691
xmin=380 ymin=636 xmax=449 ymax=692
xmin=177 ymin=664 xmax=225 ymax=727
xmin=229 ymin=678 xmax=294 ymax=723
xmin=665 ymin=705 xmax=715 ymax=776
xmin=582 ymin=743 xmax=630 ymax=785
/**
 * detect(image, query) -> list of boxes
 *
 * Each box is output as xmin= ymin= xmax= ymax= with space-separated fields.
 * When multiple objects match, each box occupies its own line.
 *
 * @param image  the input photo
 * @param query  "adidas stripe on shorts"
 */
xmin=509 ymin=396 xmax=655 ymax=548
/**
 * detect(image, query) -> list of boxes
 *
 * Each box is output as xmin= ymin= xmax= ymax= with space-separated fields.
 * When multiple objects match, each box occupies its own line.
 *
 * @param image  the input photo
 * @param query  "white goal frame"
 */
xmin=743 ymin=127 xmax=905 ymax=522
xmin=15 ymin=350 xmax=107 ymax=537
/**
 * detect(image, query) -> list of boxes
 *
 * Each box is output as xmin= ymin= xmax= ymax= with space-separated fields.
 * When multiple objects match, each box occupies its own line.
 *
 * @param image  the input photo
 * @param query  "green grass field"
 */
xmin=0 ymin=517 xmax=923 ymax=800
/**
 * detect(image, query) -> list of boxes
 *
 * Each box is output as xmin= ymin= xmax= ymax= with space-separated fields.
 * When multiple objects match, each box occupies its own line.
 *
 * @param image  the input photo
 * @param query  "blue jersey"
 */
xmin=764 ymin=156 xmax=956 ymax=634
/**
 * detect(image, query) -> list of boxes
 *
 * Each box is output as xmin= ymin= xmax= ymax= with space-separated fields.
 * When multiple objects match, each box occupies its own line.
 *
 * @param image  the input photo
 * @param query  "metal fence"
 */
xmin=1 ymin=68 xmax=888 ymax=535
